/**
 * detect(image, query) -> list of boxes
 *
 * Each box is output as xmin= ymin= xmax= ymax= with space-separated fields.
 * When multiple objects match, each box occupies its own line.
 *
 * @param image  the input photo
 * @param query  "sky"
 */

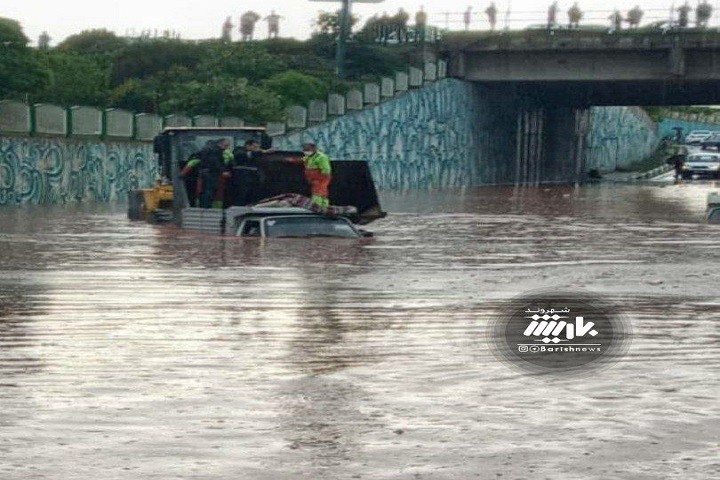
xmin=1 ymin=1 xmax=718 ymax=46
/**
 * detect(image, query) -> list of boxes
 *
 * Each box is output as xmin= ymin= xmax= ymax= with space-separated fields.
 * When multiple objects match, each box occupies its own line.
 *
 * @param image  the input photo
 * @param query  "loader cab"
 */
xmin=153 ymin=127 xmax=272 ymax=181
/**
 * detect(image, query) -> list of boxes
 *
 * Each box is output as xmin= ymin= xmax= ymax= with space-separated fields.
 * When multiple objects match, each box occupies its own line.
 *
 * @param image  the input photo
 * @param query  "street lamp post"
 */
xmin=310 ymin=0 xmax=385 ymax=79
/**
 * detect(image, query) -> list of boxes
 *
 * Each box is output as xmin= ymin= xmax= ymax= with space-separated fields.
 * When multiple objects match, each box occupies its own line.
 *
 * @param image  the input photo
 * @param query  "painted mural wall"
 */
xmin=586 ymin=106 xmax=659 ymax=172
xmin=0 ymin=79 xmax=664 ymax=206
xmin=275 ymin=79 xmax=519 ymax=190
xmin=0 ymin=137 xmax=155 ymax=206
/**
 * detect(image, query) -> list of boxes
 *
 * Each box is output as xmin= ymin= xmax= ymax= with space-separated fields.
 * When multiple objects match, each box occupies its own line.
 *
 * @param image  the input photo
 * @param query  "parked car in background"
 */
xmin=701 ymin=132 xmax=720 ymax=150
xmin=685 ymin=130 xmax=714 ymax=145
xmin=681 ymin=152 xmax=720 ymax=179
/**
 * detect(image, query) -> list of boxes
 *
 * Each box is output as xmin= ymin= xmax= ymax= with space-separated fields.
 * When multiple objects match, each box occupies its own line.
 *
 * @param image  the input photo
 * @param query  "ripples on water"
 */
xmin=1 ymin=184 xmax=719 ymax=479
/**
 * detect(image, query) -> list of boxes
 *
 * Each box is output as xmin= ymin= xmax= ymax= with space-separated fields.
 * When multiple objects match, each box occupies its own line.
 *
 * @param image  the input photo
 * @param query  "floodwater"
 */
xmin=1 ymin=181 xmax=719 ymax=480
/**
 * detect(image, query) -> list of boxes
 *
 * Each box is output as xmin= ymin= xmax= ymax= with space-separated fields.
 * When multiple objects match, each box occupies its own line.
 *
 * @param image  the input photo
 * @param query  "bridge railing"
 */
xmin=427 ymin=6 xmax=720 ymax=32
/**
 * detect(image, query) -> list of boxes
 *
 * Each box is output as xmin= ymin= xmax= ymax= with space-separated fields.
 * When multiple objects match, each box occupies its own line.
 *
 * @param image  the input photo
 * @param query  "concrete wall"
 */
xmin=275 ymin=79 xmax=519 ymax=190
xmin=586 ymin=106 xmax=659 ymax=172
xmin=0 ymin=136 xmax=155 ymax=205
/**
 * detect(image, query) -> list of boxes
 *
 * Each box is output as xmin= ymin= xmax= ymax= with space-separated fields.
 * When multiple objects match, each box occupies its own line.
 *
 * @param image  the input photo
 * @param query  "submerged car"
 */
xmin=682 ymin=152 xmax=720 ymax=179
xmin=685 ymin=130 xmax=714 ymax=145
xmin=235 ymin=207 xmax=371 ymax=238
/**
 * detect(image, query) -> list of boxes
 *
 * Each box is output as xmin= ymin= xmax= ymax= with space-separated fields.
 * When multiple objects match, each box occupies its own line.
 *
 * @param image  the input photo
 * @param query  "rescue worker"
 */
xmin=291 ymin=142 xmax=333 ymax=209
xmin=232 ymin=139 xmax=274 ymax=205
xmin=181 ymin=138 xmax=233 ymax=208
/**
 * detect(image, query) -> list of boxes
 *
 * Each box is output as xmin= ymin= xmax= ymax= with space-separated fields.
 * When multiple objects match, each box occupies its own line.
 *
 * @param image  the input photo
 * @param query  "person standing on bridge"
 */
xmin=240 ymin=11 xmax=261 ymax=41
xmin=677 ymin=2 xmax=692 ymax=28
xmin=568 ymin=2 xmax=583 ymax=29
xmin=265 ymin=10 xmax=283 ymax=39
xmin=415 ymin=6 xmax=428 ymax=43
xmin=696 ymin=1 xmax=713 ymax=29
xmin=548 ymin=2 xmax=559 ymax=29
xmin=221 ymin=16 xmax=233 ymax=42
xmin=463 ymin=6 xmax=473 ymax=31
xmin=485 ymin=2 xmax=498 ymax=31
xmin=626 ymin=6 xmax=643 ymax=29
xmin=608 ymin=10 xmax=623 ymax=32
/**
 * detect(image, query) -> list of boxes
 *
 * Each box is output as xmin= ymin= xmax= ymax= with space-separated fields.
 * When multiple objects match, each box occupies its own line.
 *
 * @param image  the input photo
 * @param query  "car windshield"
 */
xmin=263 ymin=216 xmax=359 ymax=238
xmin=688 ymin=155 xmax=720 ymax=162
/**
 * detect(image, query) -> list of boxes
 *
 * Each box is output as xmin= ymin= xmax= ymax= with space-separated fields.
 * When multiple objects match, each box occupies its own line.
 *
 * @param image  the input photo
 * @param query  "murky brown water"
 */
xmin=1 ymin=183 xmax=719 ymax=480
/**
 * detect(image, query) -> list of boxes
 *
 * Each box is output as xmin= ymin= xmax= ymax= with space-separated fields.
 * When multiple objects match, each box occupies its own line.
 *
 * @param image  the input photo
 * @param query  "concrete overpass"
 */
xmin=436 ymin=30 xmax=720 ymax=184
xmin=442 ymin=29 xmax=720 ymax=106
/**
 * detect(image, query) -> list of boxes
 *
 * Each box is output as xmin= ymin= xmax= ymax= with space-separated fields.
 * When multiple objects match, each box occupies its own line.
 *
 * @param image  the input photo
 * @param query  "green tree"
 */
xmin=313 ymin=10 xmax=359 ymax=37
xmin=57 ymin=29 xmax=128 ymax=55
xmin=160 ymin=77 xmax=283 ymax=123
xmin=35 ymin=52 xmax=110 ymax=106
xmin=0 ymin=17 xmax=49 ymax=98
xmin=263 ymin=70 xmax=328 ymax=107
xmin=111 ymin=38 xmax=203 ymax=86
xmin=197 ymin=42 xmax=287 ymax=83
xmin=108 ymin=78 xmax=158 ymax=112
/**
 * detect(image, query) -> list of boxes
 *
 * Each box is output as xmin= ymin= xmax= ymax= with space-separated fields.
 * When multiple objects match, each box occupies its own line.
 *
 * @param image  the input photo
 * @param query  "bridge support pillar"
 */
xmin=513 ymin=106 xmax=591 ymax=185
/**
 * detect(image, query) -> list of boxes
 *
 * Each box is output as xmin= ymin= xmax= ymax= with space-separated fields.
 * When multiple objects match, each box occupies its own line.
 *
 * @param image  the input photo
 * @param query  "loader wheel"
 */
xmin=128 ymin=190 xmax=145 ymax=220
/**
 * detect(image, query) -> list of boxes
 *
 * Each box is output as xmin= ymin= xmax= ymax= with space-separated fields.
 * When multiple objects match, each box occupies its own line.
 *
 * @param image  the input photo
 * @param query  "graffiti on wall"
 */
xmin=0 ymin=137 xmax=155 ymax=206
xmin=586 ymin=107 xmax=659 ymax=171
xmin=276 ymin=79 xmax=519 ymax=190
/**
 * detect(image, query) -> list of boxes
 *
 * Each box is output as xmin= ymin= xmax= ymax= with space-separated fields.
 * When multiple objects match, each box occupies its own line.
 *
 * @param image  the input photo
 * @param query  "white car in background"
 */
xmin=682 ymin=152 xmax=720 ymax=179
xmin=685 ymin=130 xmax=714 ymax=145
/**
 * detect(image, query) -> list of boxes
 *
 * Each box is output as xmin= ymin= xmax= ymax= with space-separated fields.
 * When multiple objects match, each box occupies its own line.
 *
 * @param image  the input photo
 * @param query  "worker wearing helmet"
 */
xmin=300 ymin=142 xmax=332 ymax=208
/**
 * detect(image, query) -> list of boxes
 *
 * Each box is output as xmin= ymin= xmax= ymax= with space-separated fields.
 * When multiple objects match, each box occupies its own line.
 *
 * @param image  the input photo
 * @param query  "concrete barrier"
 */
xmin=286 ymin=106 xmax=308 ymax=130
xmin=409 ymin=67 xmax=424 ymax=88
xmin=346 ymin=90 xmax=363 ymax=111
xmin=70 ymin=106 xmax=102 ymax=136
xmin=364 ymin=84 xmax=380 ymax=106
xmin=135 ymin=113 xmax=163 ymax=141
xmin=34 ymin=104 xmax=67 ymax=136
xmin=219 ymin=117 xmax=244 ymax=127
xmin=193 ymin=115 xmax=217 ymax=127
xmin=395 ymin=72 xmax=409 ymax=92
xmin=105 ymin=109 xmax=134 ymax=138
xmin=381 ymin=77 xmax=395 ymax=99
xmin=0 ymin=100 xmax=31 ymax=134
xmin=308 ymin=100 xmax=328 ymax=124
xmin=328 ymin=94 xmax=346 ymax=116
xmin=164 ymin=114 xmax=192 ymax=127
